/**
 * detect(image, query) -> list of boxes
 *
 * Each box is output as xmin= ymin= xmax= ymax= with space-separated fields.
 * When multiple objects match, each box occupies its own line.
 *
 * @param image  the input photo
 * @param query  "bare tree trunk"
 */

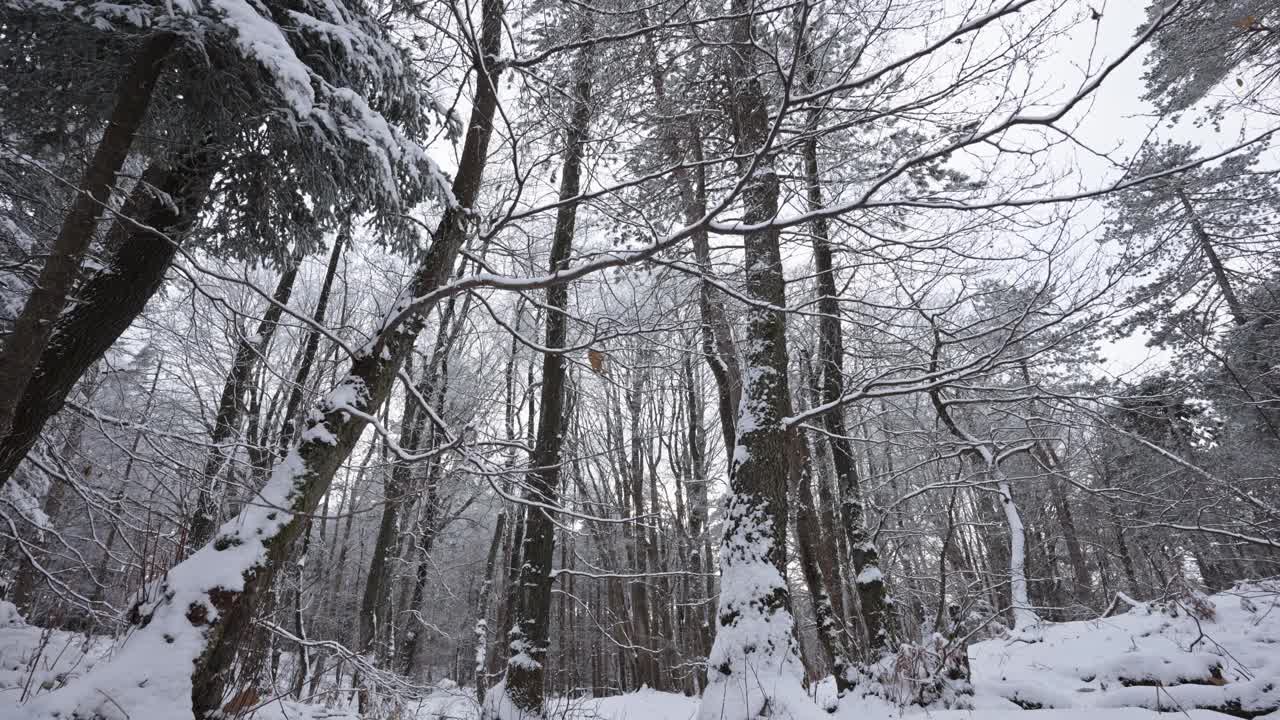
xmin=1044 ymin=454 xmax=1091 ymax=604
xmin=290 ymin=519 xmax=312 ymax=700
xmin=475 ymin=511 xmax=506 ymax=704
xmin=187 ymin=261 xmax=301 ymax=551
xmin=642 ymin=32 xmax=740 ymax=453
xmin=646 ymin=446 xmax=676 ymax=692
xmin=792 ymin=430 xmax=855 ymax=691
xmin=278 ymin=230 xmax=347 ymax=452
xmin=503 ymin=27 xmax=593 ymax=715
xmin=993 ymin=465 xmax=1038 ymax=629
xmin=398 ymin=460 xmax=442 ymax=676
xmin=680 ymin=353 xmax=714 ymax=671
xmin=802 ymin=128 xmax=891 ymax=658
xmin=625 ymin=364 xmax=656 ymax=690
xmin=0 ymin=145 xmax=217 ymax=488
xmin=21 ymin=5 xmax=508 ymax=714
xmin=699 ymin=5 xmax=807 ymax=716
xmin=0 ymin=33 xmax=175 ymax=463
xmin=357 ymin=359 xmax=422 ymax=686
xmin=1175 ymin=186 xmax=1246 ymax=325
xmin=930 ymin=376 xmax=1039 ymax=630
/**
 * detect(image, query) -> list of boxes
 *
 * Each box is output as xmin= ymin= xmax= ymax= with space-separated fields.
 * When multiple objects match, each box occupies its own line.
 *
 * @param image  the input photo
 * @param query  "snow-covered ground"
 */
xmin=970 ymin=582 xmax=1280 ymax=717
xmin=2 ymin=583 xmax=1278 ymax=719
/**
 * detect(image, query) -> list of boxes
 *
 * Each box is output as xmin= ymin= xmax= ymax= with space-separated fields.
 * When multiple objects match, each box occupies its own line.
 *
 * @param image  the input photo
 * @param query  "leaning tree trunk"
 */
xmin=0 ymin=145 xmax=218 ymax=488
xmin=0 ymin=33 xmax=175 ymax=465
xmin=1175 ymin=186 xmax=1246 ymax=326
xmin=698 ymin=4 xmax=808 ymax=717
xmin=501 ymin=30 xmax=594 ymax=719
xmin=27 ymin=2 xmax=505 ymax=715
xmin=187 ymin=260 xmax=302 ymax=551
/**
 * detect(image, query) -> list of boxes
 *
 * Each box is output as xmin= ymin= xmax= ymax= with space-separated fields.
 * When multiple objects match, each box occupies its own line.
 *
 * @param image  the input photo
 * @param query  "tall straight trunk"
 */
xmin=802 ymin=130 xmax=890 ymax=657
xmin=1040 ymin=448 xmax=1092 ymax=604
xmin=503 ymin=31 xmax=593 ymax=716
xmin=792 ymin=431 xmax=855 ymax=691
xmin=625 ymin=365 xmax=656 ymax=690
xmin=492 ymin=504 xmax=525 ymax=679
xmin=278 ymin=230 xmax=347 ymax=452
xmin=475 ymin=511 xmax=506 ymax=704
xmin=642 ymin=34 xmax=740 ymax=454
xmin=29 ymin=4 xmax=506 ymax=715
xmin=646 ymin=444 xmax=676 ymax=692
xmin=0 ymin=145 xmax=217 ymax=488
xmin=801 ymin=357 xmax=851 ymax=624
xmin=0 ymin=33 xmax=175 ymax=461
xmin=290 ymin=519 xmax=312 ymax=699
xmin=680 ymin=353 xmax=714 ymax=666
xmin=699 ymin=5 xmax=807 ymax=717
xmin=397 ymin=453 xmax=443 ymax=675
xmin=325 ymin=445 xmax=374 ymax=634
xmin=187 ymin=261 xmax=301 ymax=550
xmin=488 ymin=304 xmax=528 ymax=680
xmin=1015 ymin=363 xmax=1091 ymax=607
xmin=398 ymin=275 xmax=475 ymax=675
xmin=357 ymin=356 xmax=421 ymax=674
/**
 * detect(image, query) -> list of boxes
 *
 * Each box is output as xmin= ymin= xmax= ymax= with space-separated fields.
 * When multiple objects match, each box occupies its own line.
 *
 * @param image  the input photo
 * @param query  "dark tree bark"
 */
xmin=0 ymin=33 xmax=175 ymax=463
xmin=278 ymin=230 xmax=347 ymax=452
xmin=792 ymin=430 xmax=855 ymax=691
xmin=187 ymin=260 xmax=301 ymax=551
xmin=290 ymin=519 xmax=312 ymax=700
xmin=504 ymin=28 xmax=593 ymax=715
xmin=699 ymin=4 xmax=807 ymax=715
xmin=396 ymin=430 xmax=443 ymax=676
xmin=624 ymin=364 xmax=657 ymax=690
xmin=680 ymin=353 xmax=714 ymax=669
xmin=475 ymin=510 xmax=506 ymax=705
xmin=1175 ymin=186 xmax=1246 ymax=326
xmin=803 ymin=127 xmax=891 ymax=657
xmin=49 ymin=4 xmax=509 ymax=713
xmin=0 ymin=145 xmax=218 ymax=488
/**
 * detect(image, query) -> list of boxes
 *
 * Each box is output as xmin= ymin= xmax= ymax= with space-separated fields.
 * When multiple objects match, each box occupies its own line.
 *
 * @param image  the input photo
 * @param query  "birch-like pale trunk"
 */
xmin=929 ymin=372 xmax=1040 ymax=631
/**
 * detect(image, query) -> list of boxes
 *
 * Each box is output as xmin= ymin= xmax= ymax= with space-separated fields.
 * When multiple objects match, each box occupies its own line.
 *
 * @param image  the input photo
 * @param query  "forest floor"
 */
xmin=1 ymin=582 xmax=1278 ymax=720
